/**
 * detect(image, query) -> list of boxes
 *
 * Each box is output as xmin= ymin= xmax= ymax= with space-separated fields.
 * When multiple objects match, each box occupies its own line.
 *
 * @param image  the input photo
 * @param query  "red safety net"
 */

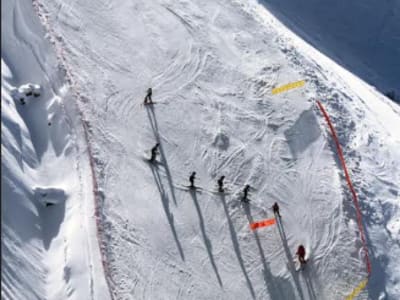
xmin=317 ymin=100 xmax=371 ymax=275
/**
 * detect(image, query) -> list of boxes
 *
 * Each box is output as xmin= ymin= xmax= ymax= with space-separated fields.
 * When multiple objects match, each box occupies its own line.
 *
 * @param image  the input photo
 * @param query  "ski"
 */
xmin=294 ymin=261 xmax=301 ymax=272
xmin=175 ymin=184 xmax=203 ymax=192
xmin=293 ymin=258 xmax=308 ymax=272
xmin=142 ymin=155 xmax=162 ymax=165
xmin=205 ymin=190 xmax=232 ymax=196
xmin=141 ymin=102 xmax=159 ymax=108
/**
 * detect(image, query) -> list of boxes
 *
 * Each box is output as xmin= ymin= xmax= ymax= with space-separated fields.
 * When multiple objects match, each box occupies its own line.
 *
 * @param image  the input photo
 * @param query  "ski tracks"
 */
xmin=32 ymin=0 xmax=376 ymax=298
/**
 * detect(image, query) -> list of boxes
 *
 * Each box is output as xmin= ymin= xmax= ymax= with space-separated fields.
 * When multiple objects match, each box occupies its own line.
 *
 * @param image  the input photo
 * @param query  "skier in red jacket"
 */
xmin=296 ymin=245 xmax=306 ymax=265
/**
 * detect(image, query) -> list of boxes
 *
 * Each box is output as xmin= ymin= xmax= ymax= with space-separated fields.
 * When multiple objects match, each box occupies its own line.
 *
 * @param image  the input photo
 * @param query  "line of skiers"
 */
xmin=190 ymin=172 xmax=226 ymax=193
xmin=145 ymin=88 xmax=307 ymax=267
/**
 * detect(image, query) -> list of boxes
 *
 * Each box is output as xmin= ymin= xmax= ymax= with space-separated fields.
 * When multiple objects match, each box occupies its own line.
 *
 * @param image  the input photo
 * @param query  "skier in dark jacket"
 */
xmin=144 ymin=87 xmax=153 ymax=104
xmin=273 ymin=202 xmax=281 ymax=218
xmin=189 ymin=172 xmax=196 ymax=188
xmin=242 ymin=185 xmax=250 ymax=202
xmin=149 ymin=143 xmax=160 ymax=162
xmin=217 ymin=176 xmax=225 ymax=192
xmin=296 ymin=245 xmax=306 ymax=265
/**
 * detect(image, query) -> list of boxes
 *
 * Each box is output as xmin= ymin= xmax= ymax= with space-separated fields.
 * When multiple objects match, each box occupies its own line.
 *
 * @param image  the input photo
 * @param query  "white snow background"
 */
xmin=2 ymin=0 xmax=399 ymax=299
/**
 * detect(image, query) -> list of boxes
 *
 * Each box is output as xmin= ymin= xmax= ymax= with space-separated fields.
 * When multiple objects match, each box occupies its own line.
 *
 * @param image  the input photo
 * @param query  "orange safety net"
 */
xmin=250 ymin=218 xmax=276 ymax=230
xmin=317 ymin=100 xmax=371 ymax=275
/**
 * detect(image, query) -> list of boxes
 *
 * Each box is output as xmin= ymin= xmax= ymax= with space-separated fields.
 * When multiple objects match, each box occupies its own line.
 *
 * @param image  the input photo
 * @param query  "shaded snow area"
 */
xmin=2 ymin=0 xmax=400 ymax=299
xmin=1 ymin=0 xmax=108 ymax=299
xmin=258 ymin=0 xmax=400 ymax=99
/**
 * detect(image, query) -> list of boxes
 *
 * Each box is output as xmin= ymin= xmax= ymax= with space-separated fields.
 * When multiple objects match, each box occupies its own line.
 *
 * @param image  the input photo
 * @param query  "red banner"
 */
xmin=250 ymin=218 xmax=276 ymax=230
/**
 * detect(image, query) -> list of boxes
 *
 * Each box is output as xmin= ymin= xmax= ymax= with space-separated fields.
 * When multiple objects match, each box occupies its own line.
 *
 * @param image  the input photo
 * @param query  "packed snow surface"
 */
xmin=2 ymin=0 xmax=400 ymax=299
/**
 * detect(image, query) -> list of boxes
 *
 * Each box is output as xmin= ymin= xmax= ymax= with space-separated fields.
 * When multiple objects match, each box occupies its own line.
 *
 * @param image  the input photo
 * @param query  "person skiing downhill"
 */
xmin=149 ymin=143 xmax=160 ymax=162
xmin=217 ymin=176 xmax=225 ymax=192
xmin=296 ymin=245 xmax=306 ymax=265
xmin=144 ymin=88 xmax=152 ymax=104
xmin=273 ymin=202 xmax=281 ymax=218
xmin=189 ymin=172 xmax=196 ymax=188
xmin=242 ymin=185 xmax=250 ymax=202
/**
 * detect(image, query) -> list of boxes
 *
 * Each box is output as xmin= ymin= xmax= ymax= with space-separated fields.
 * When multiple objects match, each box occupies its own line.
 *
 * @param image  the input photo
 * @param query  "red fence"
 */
xmin=316 ymin=100 xmax=371 ymax=275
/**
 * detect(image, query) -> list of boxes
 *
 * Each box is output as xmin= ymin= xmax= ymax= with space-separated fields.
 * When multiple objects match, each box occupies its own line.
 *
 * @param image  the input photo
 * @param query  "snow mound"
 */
xmin=11 ymin=83 xmax=42 ymax=102
xmin=33 ymin=187 xmax=67 ymax=206
xmin=2 ymin=0 xmax=109 ymax=299
xmin=212 ymin=131 xmax=230 ymax=150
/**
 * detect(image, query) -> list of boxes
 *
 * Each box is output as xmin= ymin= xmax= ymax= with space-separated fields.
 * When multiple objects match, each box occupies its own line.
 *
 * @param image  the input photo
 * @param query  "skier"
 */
xmin=189 ymin=172 xmax=196 ymax=188
xmin=242 ymin=184 xmax=250 ymax=202
xmin=149 ymin=143 xmax=160 ymax=162
xmin=217 ymin=176 xmax=225 ymax=192
xmin=272 ymin=202 xmax=281 ymax=218
xmin=144 ymin=87 xmax=152 ymax=104
xmin=296 ymin=245 xmax=306 ymax=265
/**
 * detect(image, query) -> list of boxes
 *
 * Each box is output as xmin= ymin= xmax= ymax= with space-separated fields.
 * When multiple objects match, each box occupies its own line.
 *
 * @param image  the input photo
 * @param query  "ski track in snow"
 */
xmin=4 ymin=0 xmax=399 ymax=299
xmin=34 ymin=0 xmax=359 ymax=298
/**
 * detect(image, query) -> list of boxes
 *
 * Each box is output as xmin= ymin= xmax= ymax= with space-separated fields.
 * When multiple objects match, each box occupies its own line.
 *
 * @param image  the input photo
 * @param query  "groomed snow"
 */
xmin=2 ymin=0 xmax=399 ymax=299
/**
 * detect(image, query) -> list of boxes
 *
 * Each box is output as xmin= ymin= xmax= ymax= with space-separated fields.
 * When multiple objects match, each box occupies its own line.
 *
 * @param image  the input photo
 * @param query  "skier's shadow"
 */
xmin=220 ymin=194 xmax=256 ymax=299
xmin=243 ymin=204 xmax=292 ymax=300
xmin=303 ymin=269 xmax=317 ymax=300
xmin=189 ymin=190 xmax=223 ymax=287
xmin=145 ymin=104 xmax=178 ymax=206
xmin=150 ymin=164 xmax=185 ymax=260
xmin=275 ymin=217 xmax=306 ymax=300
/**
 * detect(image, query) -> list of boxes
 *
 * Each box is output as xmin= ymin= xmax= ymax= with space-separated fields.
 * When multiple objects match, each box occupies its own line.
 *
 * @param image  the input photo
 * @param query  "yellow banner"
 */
xmin=345 ymin=279 xmax=368 ymax=300
xmin=272 ymin=80 xmax=305 ymax=95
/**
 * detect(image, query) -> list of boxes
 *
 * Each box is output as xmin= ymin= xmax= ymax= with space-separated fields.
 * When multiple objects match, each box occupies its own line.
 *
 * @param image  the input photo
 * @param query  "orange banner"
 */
xmin=250 ymin=218 xmax=276 ymax=230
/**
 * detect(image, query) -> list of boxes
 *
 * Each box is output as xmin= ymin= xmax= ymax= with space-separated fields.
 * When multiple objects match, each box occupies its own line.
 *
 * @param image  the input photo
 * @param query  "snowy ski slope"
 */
xmin=2 ymin=0 xmax=400 ymax=299
xmin=1 ymin=0 xmax=108 ymax=299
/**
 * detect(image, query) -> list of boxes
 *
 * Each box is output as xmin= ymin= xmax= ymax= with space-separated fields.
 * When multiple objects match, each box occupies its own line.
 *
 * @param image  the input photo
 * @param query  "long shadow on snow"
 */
xmin=149 ymin=164 xmax=185 ymax=260
xmin=303 ymin=269 xmax=317 ymax=300
xmin=220 ymin=194 xmax=256 ymax=299
xmin=38 ymin=197 xmax=66 ymax=250
xmin=244 ymin=204 xmax=298 ymax=300
xmin=145 ymin=105 xmax=178 ymax=206
xmin=275 ymin=217 xmax=306 ymax=300
xmin=189 ymin=190 xmax=223 ymax=287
